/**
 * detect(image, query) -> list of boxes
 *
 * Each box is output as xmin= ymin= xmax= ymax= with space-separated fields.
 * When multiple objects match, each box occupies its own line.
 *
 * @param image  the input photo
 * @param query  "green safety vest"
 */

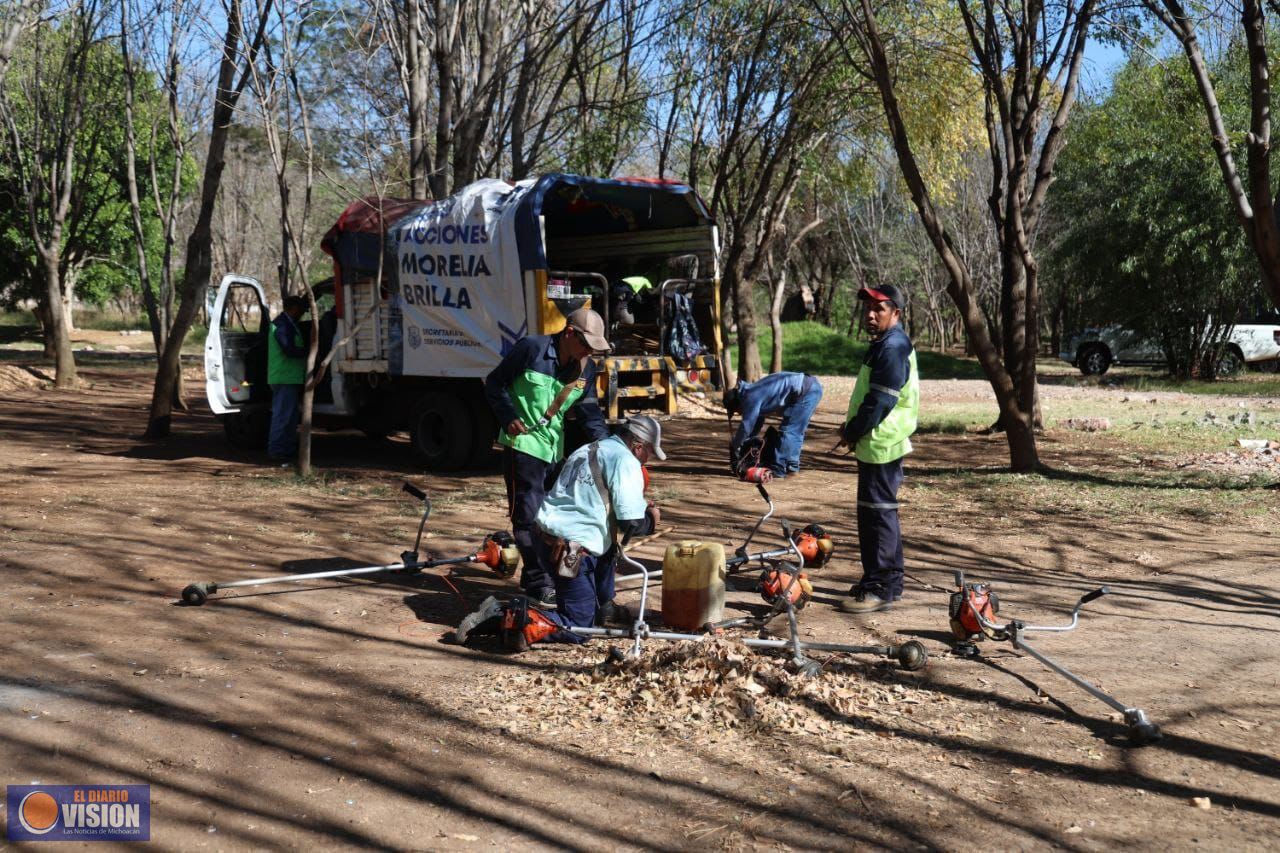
xmin=846 ymin=349 xmax=919 ymax=464
xmin=267 ymin=319 xmax=306 ymax=385
xmin=497 ymin=369 xmax=586 ymax=464
xmin=621 ymin=276 xmax=653 ymax=295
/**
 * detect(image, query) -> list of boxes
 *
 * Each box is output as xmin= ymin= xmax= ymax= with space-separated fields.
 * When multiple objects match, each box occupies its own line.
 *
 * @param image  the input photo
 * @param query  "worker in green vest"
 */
xmin=484 ymin=307 xmax=610 ymax=607
xmin=836 ymin=284 xmax=919 ymax=614
xmin=612 ymin=275 xmax=654 ymax=325
xmin=267 ymin=295 xmax=308 ymax=461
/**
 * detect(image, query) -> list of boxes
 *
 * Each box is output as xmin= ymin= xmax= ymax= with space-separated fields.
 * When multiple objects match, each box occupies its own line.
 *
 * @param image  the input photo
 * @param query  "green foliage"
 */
xmin=0 ymin=21 xmax=186 ymax=312
xmin=1048 ymin=54 xmax=1256 ymax=379
xmin=755 ymin=320 xmax=983 ymax=378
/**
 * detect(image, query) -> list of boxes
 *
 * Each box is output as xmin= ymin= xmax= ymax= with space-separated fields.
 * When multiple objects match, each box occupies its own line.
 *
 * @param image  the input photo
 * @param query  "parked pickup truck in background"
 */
xmin=1059 ymin=317 xmax=1280 ymax=376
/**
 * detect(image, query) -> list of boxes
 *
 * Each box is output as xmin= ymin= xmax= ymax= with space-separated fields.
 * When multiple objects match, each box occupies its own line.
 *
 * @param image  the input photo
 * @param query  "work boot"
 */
xmin=838 ymin=591 xmax=893 ymax=614
xmin=596 ymin=600 xmax=633 ymax=627
xmin=456 ymin=595 xmax=504 ymax=644
xmin=530 ymin=587 xmax=557 ymax=609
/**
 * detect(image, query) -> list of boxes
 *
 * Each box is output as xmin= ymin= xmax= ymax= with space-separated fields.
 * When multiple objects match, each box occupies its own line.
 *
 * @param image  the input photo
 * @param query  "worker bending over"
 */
xmin=837 ymin=285 xmax=919 ymax=614
xmin=725 ymin=372 xmax=824 ymax=478
xmin=456 ymin=415 xmax=665 ymax=651
xmin=484 ymin=308 xmax=610 ymax=608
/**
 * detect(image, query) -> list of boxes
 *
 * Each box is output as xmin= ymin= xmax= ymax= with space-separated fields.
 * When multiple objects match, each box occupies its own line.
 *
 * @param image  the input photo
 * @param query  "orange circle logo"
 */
xmin=18 ymin=791 xmax=59 ymax=834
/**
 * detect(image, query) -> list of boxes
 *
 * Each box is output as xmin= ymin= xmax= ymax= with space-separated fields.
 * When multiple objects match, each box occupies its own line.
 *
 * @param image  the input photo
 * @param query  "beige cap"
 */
xmin=565 ymin=307 xmax=611 ymax=354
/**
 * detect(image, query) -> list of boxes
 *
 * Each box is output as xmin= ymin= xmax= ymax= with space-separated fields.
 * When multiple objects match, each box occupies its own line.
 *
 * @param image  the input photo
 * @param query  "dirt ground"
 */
xmin=1 ymin=359 xmax=1278 ymax=851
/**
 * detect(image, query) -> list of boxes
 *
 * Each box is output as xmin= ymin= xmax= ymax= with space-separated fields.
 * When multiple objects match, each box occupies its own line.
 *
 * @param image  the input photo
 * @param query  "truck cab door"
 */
xmin=206 ymin=274 xmax=270 ymax=415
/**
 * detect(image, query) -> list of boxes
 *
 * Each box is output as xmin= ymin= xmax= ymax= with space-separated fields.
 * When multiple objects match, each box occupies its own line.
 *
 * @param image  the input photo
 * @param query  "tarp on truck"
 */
xmin=323 ymin=174 xmax=714 ymax=379
xmin=386 ymin=179 xmax=529 ymax=376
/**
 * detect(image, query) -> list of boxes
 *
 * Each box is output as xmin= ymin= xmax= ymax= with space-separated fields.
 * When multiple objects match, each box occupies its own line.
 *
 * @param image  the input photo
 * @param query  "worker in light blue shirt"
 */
xmin=455 ymin=415 xmax=665 ymax=650
xmin=725 ymin=372 xmax=824 ymax=478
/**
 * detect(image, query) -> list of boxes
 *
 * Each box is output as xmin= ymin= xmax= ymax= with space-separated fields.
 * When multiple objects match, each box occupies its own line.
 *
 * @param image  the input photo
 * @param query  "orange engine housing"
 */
xmin=949 ymin=584 xmax=1000 ymax=640
xmin=761 ymin=569 xmax=813 ymax=608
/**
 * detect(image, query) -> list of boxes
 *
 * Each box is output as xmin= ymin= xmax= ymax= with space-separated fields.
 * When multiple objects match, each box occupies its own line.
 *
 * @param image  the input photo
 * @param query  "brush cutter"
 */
xmin=179 ymin=482 xmax=520 ymax=606
xmin=615 ymin=482 xmax=835 ymax=586
xmin=949 ymin=570 xmax=1161 ymax=745
xmin=571 ymin=492 xmax=926 ymax=674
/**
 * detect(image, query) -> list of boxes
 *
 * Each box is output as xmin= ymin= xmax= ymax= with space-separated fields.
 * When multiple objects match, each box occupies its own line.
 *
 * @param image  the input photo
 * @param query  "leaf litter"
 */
xmin=447 ymin=638 xmax=955 ymax=757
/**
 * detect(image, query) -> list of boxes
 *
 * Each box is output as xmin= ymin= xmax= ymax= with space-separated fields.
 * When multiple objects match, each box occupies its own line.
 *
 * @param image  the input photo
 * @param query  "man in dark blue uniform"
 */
xmin=837 ymin=285 xmax=919 ymax=614
xmin=484 ymin=308 xmax=610 ymax=607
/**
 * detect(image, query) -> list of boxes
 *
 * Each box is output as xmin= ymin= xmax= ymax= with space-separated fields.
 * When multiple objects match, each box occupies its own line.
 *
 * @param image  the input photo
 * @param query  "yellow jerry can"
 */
xmin=661 ymin=541 xmax=726 ymax=630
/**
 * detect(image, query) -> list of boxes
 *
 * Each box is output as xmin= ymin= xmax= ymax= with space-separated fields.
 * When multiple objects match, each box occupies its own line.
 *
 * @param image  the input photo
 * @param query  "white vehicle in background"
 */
xmin=205 ymin=173 xmax=724 ymax=470
xmin=1060 ymin=315 xmax=1280 ymax=376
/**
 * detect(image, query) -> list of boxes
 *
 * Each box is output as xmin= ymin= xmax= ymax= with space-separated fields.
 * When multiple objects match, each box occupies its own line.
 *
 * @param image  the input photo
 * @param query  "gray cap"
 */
xmin=624 ymin=414 xmax=666 ymax=460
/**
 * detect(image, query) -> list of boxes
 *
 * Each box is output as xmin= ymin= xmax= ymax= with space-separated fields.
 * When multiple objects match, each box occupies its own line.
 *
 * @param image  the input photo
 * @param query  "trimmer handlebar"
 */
xmin=972 ymin=584 xmax=1113 ymax=636
xmin=1079 ymin=586 xmax=1109 ymax=606
xmin=402 ymin=482 xmax=427 ymax=502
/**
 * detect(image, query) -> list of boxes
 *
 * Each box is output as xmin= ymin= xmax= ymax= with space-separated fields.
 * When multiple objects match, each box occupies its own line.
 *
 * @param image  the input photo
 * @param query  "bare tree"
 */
xmin=661 ymin=0 xmax=858 ymax=384
xmin=119 ymin=0 xmax=198 ymax=405
xmin=378 ymin=0 xmax=654 ymax=196
xmin=827 ymin=0 xmax=1096 ymax=472
xmin=766 ymin=194 xmax=824 ymax=373
xmin=247 ymin=0 xmax=324 ymax=473
xmin=144 ymin=0 xmax=272 ymax=438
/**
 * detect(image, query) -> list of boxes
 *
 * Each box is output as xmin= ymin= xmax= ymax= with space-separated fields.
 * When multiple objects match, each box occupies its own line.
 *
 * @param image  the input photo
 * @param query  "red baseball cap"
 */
xmin=858 ymin=285 xmax=904 ymax=308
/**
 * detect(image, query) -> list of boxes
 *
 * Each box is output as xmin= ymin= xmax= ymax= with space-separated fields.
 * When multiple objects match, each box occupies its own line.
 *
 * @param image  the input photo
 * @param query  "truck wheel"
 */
xmin=223 ymin=409 xmax=270 ymax=449
xmin=354 ymin=397 xmax=398 ymax=440
xmin=1214 ymin=347 xmax=1244 ymax=378
xmin=1078 ymin=345 xmax=1111 ymax=376
xmin=410 ymin=391 xmax=473 ymax=471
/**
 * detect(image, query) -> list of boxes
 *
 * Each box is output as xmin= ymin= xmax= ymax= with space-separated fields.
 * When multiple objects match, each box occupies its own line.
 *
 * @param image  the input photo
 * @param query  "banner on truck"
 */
xmin=388 ymin=179 xmax=531 ymax=377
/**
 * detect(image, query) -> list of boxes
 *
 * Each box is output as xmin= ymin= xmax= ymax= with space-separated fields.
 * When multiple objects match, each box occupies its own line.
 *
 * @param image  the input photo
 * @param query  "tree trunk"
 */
xmin=854 ymin=0 xmax=1038 ymax=471
xmin=1151 ymin=0 xmax=1280 ymax=311
xmin=41 ymin=256 xmax=76 ymax=387
xmin=769 ymin=266 xmax=787 ymax=373
xmin=33 ymin=299 xmax=55 ymax=358
xmin=718 ymin=278 xmax=737 ymax=391
xmin=60 ymin=282 xmax=74 ymax=334
xmin=727 ymin=250 xmax=763 ymax=382
xmin=405 ymin=0 xmax=430 ymax=199
xmin=145 ymin=0 xmax=264 ymax=438
xmin=999 ymin=243 xmax=1025 ymax=374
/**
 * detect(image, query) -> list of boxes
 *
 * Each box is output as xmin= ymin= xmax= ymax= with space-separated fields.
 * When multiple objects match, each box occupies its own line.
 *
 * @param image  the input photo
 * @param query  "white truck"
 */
xmin=205 ymin=174 xmax=724 ymax=469
xmin=1060 ymin=317 xmax=1280 ymax=376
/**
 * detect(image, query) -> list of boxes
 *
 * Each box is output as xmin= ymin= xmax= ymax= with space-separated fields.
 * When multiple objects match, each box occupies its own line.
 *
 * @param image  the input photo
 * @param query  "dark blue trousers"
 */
xmin=268 ymin=384 xmax=301 ymax=458
xmin=855 ymin=458 xmax=905 ymax=600
xmin=776 ymin=377 xmax=823 ymax=474
xmin=544 ymin=547 xmax=618 ymax=643
xmin=503 ymin=448 xmax=560 ymax=594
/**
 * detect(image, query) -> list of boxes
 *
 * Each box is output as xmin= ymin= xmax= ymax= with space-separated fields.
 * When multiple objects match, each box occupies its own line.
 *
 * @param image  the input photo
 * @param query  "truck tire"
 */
xmin=1078 ymin=345 xmax=1111 ymax=376
xmin=410 ymin=391 xmax=474 ymax=471
xmin=223 ymin=409 xmax=270 ymax=449
xmin=1214 ymin=346 xmax=1245 ymax=378
xmin=354 ymin=396 xmax=398 ymax=440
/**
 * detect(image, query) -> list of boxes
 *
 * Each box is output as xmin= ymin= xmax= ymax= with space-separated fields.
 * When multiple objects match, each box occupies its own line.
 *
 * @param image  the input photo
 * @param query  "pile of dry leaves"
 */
xmin=457 ymin=638 xmax=944 ymax=751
